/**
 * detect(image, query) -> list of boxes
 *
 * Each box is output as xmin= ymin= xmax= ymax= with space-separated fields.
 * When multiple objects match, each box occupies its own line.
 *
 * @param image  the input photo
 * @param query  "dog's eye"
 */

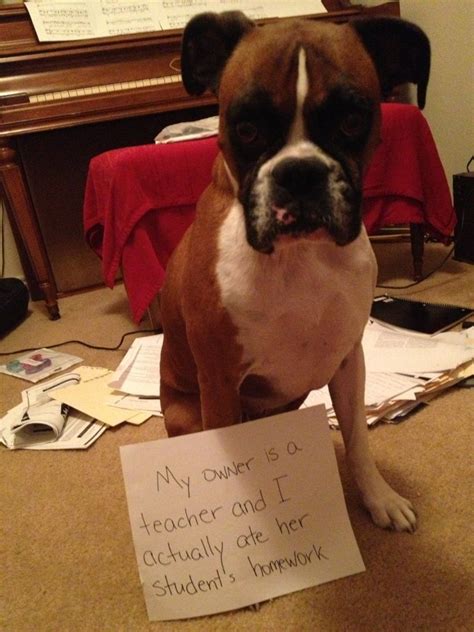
xmin=235 ymin=121 xmax=259 ymax=144
xmin=340 ymin=112 xmax=365 ymax=137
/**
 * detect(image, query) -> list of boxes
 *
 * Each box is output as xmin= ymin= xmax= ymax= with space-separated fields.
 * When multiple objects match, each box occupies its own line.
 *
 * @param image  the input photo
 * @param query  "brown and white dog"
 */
xmin=160 ymin=12 xmax=430 ymax=532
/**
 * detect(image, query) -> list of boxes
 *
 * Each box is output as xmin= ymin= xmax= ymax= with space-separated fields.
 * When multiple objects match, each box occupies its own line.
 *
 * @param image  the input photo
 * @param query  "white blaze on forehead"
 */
xmin=288 ymin=47 xmax=309 ymax=144
xmin=223 ymin=157 xmax=238 ymax=195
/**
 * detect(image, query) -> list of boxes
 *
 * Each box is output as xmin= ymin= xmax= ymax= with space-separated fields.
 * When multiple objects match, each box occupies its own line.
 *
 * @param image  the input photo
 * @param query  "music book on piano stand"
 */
xmin=25 ymin=0 xmax=327 ymax=42
xmin=371 ymin=295 xmax=474 ymax=335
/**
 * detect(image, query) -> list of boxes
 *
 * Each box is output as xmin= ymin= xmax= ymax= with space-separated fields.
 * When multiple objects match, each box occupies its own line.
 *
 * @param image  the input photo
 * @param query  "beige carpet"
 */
xmin=1 ymin=241 xmax=473 ymax=631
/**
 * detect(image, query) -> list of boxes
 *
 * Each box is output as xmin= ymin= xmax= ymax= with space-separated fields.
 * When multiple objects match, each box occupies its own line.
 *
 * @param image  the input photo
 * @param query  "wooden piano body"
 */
xmin=0 ymin=1 xmax=399 ymax=319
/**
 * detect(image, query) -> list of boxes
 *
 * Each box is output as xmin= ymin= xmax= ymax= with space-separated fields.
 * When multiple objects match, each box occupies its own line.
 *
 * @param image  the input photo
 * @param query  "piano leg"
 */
xmin=0 ymin=139 xmax=60 ymax=320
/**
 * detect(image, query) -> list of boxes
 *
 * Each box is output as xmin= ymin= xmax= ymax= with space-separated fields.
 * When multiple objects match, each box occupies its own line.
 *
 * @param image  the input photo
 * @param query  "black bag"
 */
xmin=0 ymin=278 xmax=29 ymax=335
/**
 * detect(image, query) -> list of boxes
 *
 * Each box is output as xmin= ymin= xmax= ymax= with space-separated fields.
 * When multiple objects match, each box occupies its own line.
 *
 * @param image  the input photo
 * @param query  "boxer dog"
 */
xmin=160 ymin=12 xmax=430 ymax=532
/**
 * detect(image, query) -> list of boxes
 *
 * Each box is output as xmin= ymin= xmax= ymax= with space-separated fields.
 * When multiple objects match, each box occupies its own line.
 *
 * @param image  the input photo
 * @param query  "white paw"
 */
xmin=363 ymin=484 xmax=417 ymax=533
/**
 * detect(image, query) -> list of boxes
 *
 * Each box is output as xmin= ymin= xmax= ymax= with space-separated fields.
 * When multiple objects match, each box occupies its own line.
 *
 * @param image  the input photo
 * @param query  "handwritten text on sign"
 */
xmin=120 ymin=406 xmax=365 ymax=621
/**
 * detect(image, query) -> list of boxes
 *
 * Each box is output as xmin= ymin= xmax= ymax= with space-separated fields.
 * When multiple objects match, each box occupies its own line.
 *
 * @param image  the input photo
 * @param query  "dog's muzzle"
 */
xmin=271 ymin=155 xmax=330 ymax=226
xmin=243 ymin=152 xmax=362 ymax=254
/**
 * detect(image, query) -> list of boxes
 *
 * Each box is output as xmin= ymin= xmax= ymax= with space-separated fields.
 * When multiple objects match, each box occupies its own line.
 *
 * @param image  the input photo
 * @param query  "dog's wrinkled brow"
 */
xmin=316 ymin=84 xmax=375 ymax=116
xmin=226 ymin=88 xmax=281 ymax=124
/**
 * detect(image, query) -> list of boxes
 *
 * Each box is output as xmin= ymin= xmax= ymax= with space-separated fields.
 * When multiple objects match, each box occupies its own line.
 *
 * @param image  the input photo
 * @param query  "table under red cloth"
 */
xmin=84 ymin=103 xmax=455 ymax=323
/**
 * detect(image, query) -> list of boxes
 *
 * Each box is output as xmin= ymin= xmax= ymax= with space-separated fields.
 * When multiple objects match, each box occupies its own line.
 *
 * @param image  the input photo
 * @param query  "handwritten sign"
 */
xmin=120 ymin=406 xmax=365 ymax=621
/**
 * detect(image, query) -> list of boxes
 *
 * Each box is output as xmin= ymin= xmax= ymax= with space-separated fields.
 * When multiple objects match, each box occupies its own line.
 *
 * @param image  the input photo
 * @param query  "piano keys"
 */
xmin=28 ymin=75 xmax=183 ymax=104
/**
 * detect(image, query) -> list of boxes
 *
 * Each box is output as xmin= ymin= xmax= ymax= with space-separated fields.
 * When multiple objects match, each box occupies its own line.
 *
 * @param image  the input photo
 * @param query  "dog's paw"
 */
xmin=362 ymin=481 xmax=417 ymax=533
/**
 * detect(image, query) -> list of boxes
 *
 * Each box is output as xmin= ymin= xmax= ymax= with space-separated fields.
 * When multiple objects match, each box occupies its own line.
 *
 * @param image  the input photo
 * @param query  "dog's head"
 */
xmin=182 ymin=12 xmax=430 ymax=253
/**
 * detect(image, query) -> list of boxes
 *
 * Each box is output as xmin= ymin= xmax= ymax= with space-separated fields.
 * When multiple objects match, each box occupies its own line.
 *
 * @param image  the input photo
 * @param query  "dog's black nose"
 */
xmin=272 ymin=157 xmax=329 ymax=197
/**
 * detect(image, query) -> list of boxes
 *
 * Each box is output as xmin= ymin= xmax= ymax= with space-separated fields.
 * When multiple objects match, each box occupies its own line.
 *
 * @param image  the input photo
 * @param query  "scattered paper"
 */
xmin=303 ymin=372 xmax=424 ymax=412
xmin=363 ymin=321 xmax=473 ymax=373
xmin=49 ymin=366 xmax=152 ymax=426
xmin=9 ymin=400 xmax=70 ymax=444
xmin=120 ymin=405 xmax=364 ymax=621
xmin=1 ymin=316 xmax=471 ymax=452
xmin=0 ymin=348 xmax=82 ymax=383
xmin=0 ymin=373 xmax=107 ymax=450
xmin=20 ymin=371 xmax=81 ymax=406
xmin=109 ymin=324 xmax=471 ymax=431
xmin=1 ymin=404 xmax=107 ymax=450
xmin=300 ymin=321 xmax=473 ymax=428
xmin=109 ymin=335 xmax=163 ymax=397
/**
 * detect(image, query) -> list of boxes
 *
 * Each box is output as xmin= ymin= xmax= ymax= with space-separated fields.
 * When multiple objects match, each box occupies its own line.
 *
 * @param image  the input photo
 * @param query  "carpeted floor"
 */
xmin=1 ymin=241 xmax=473 ymax=631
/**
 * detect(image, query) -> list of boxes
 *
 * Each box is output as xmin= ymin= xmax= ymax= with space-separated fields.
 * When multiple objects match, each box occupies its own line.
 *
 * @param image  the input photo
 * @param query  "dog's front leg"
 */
xmin=190 ymin=324 xmax=243 ymax=430
xmin=329 ymin=342 xmax=417 ymax=532
xmin=198 ymin=369 xmax=242 ymax=430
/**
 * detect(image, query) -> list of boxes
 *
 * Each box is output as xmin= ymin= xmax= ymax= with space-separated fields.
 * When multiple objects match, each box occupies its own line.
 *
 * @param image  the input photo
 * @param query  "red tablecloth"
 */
xmin=84 ymin=103 xmax=455 ymax=323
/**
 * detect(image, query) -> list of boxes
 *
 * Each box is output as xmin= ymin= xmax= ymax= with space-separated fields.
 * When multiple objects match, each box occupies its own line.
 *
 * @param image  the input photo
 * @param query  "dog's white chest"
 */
xmin=216 ymin=202 xmax=376 ymax=410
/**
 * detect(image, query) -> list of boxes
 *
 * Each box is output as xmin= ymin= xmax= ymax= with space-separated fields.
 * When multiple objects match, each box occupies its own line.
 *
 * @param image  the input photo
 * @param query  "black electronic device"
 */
xmin=453 ymin=157 xmax=474 ymax=264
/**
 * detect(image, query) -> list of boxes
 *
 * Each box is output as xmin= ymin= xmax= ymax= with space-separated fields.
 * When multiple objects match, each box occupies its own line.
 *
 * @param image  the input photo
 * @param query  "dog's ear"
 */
xmin=351 ymin=17 xmax=430 ymax=109
xmin=181 ymin=11 xmax=255 ymax=96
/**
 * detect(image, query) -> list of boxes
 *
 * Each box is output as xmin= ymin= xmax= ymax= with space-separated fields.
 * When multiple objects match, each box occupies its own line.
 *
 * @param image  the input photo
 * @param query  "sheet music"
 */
xmin=156 ymin=1 xmax=327 ymax=30
xmin=26 ymin=2 xmax=95 ymax=41
xmin=100 ymin=1 xmax=158 ymax=37
xmin=157 ymin=1 xmax=267 ymax=30
xmin=26 ymin=0 xmax=327 ymax=42
xmin=26 ymin=1 xmax=162 ymax=40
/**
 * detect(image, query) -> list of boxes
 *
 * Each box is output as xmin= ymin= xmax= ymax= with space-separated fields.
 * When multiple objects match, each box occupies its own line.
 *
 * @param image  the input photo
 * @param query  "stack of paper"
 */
xmin=108 ymin=327 xmax=472 ymax=429
xmin=48 ymin=366 xmax=154 ymax=426
xmin=102 ymin=327 xmax=473 ymax=429
xmin=108 ymin=335 xmax=163 ymax=414
xmin=303 ymin=321 xmax=473 ymax=427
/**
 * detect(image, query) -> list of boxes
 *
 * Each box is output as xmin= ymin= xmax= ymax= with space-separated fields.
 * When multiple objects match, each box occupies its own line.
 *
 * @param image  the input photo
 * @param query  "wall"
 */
xmin=399 ymin=0 xmax=474 ymax=183
xmin=361 ymin=0 xmax=474 ymax=186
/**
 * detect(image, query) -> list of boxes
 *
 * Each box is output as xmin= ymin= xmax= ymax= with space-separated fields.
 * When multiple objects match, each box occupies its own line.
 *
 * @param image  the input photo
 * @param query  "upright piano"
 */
xmin=0 ymin=1 xmax=399 ymax=319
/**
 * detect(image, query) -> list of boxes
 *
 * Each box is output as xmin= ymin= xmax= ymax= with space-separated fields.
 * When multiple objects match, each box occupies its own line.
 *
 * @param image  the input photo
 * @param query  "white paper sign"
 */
xmin=120 ymin=406 xmax=365 ymax=621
